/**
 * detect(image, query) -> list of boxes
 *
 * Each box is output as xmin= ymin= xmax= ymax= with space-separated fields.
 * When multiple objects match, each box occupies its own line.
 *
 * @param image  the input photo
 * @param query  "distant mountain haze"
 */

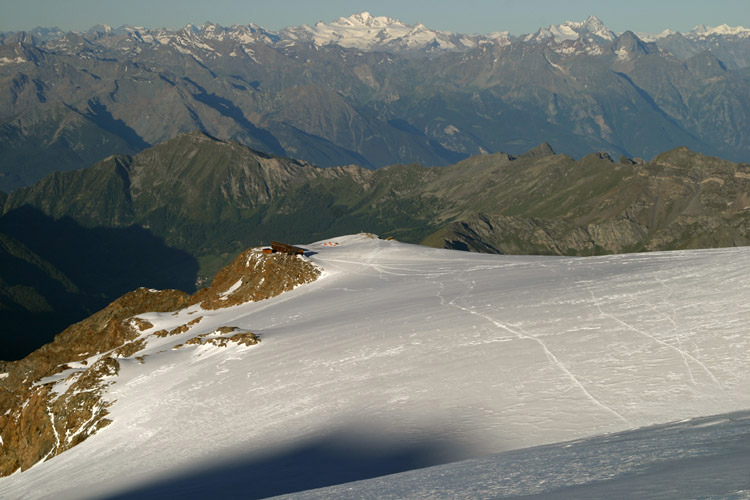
xmin=1 ymin=14 xmax=750 ymax=191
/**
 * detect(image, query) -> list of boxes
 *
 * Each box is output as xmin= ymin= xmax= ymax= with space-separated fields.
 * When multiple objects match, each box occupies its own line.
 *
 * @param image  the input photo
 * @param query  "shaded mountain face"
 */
xmin=0 ymin=207 xmax=199 ymax=361
xmin=6 ymin=133 xmax=750 ymax=263
xmin=2 ymin=16 xmax=750 ymax=191
xmin=653 ymin=25 xmax=750 ymax=69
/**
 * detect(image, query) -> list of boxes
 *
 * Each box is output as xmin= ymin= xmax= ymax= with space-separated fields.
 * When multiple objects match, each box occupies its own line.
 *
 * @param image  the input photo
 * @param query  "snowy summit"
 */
xmin=689 ymin=23 xmax=750 ymax=38
xmin=527 ymin=15 xmax=616 ymax=43
xmin=281 ymin=11 xmax=482 ymax=51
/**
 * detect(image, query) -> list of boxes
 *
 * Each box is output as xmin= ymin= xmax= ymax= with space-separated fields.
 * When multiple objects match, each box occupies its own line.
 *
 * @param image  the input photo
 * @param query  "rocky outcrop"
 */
xmin=0 ymin=287 xmax=189 ymax=476
xmin=174 ymin=327 xmax=260 ymax=350
xmin=0 ymin=248 xmax=320 ymax=477
xmin=191 ymin=249 xmax=321 ymax=310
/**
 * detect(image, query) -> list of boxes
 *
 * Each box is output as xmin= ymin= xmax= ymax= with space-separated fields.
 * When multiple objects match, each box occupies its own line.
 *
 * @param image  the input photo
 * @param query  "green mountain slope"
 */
xmin=5 ymin=132 xmax=749 ymax=268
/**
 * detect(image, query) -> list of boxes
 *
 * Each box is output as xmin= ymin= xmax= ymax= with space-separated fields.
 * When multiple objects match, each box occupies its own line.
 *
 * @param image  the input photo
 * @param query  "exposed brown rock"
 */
xmin=222 ymin=332 xmax=260 ymax=347
xmin=0 ymin=288 xmax=188 ymax=476
xmin=112 ymin=338 xmax=147 ymax=358
xmin=154 ymin=316 xmax=204 ymax=337
xmin=191 ymin=250 xmax=320 ymax=310
xmin=132 ymin=318 xmax=154 ymax=331
xmin=215 ymin=326 xmax=237 ymax=334
xmin=173 ymin=327 xmax=260 ymax=349
xmin=0 ymin=248 xmax=319 ymax=477
xmin=1 ymin=356 xmax=120 ymax=475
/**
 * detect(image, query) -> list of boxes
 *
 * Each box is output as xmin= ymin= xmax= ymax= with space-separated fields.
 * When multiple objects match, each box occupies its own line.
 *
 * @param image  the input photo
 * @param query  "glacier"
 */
xmin=1 ymin=234 xmax=749 ymax=499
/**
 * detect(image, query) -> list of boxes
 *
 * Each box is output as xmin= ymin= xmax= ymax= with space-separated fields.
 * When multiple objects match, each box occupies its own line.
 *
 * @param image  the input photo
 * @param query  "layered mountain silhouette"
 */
xmin=2 ymin=15 xmax=750 ymax=191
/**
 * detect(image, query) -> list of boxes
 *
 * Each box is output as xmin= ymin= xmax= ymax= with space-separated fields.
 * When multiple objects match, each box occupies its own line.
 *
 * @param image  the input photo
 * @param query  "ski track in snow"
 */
xmin=645 ymin=275 xmax=697 ymax=384
xmin=442 ymin=273 xmax=631 ymax=425
xmin=583 ymin=281 xmax=728 ymax=397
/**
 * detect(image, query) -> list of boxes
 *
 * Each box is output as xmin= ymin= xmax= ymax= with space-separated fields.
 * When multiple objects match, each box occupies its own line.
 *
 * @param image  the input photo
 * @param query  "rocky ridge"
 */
xmin=6 ymin=133 xmax=750 ymax=268
xmin=436 ymin=148 xmax=750 ymax=255
xmin=0 ymin=248 xmax=320 ymax=477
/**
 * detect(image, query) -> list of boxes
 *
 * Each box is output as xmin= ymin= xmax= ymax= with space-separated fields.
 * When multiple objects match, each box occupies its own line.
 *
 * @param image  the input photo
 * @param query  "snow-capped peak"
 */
xmin=201 ymin=22 xmax=221 ymax=32
xmin=87 ymin=24 xmax=112 ymax=34
xmin=578 ymin=15 xmax=613 ymax=38
xmin=528 ymin=15 xmax=616 ymax=44
xmin=689 ymin=23 xmax=750 ymax=38
xmin=280 ymin=11 xmax=480 ymax=52
xmin=334 ymin=11 xmax=405 ymax=29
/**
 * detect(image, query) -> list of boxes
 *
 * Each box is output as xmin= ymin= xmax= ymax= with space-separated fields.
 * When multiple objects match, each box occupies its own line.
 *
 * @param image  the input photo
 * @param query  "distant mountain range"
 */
xmin=8 ymin=13 xmax=750 ymax=57
xmin=2 ymin=13 xmax=750 ymax=191
xmin=2 ymin=132 xmax=749 ymax=359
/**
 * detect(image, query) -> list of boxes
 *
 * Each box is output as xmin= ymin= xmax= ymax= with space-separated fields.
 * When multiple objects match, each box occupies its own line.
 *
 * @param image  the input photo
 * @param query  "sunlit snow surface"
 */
xmin=2 ymin=235 xmax=749 ymax=499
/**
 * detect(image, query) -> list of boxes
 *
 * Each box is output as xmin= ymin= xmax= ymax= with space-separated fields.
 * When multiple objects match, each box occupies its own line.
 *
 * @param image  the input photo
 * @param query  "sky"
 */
xmin=0 ymin=0 xmax=749 ymax=36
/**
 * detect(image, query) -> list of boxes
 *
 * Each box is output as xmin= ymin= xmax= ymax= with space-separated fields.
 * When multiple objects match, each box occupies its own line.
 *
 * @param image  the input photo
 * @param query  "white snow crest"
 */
xmin=284 ymin=11 xmax=475 ymax=51
xmin=529 ymin=15 xmax=616 ymax=44
xmin=690 ymin=23 xmax=750 ymax=38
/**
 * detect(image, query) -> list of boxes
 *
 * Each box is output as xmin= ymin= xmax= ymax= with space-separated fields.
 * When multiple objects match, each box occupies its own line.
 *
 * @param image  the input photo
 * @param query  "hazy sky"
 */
xmin=1 ymin=0 xmax=748 ymax=35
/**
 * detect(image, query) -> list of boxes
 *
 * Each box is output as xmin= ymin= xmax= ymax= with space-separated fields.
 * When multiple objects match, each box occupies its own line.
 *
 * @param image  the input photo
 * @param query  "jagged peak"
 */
xmin=528 ymin=15 xmax=615 ymax=44
xmin=615 ymin=30 xmax=643 ymax=43
xmin=1 ymin=31 xmax=39 ymax=45
xmin=612 ymin=31 xmax=654 ymax=58
xmin=519 ymin=142 xmax=556 ymax=159
xmin=618 ymin=154 xmax=639 ymax=165
xmin=583 ymin=151 xmax=614 ymax=162
xmin=579 ymin=15 xmax=608 ymax=32
xmin=685 ymin=50 xmax=728 ymax=74
xmin=653 ymin=145 xmax=699 ymax=161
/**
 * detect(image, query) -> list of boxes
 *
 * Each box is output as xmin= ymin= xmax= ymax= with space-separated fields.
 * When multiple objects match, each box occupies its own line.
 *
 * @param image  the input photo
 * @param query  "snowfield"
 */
xmin=2 ymin=234 xmax=749 ymax=499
